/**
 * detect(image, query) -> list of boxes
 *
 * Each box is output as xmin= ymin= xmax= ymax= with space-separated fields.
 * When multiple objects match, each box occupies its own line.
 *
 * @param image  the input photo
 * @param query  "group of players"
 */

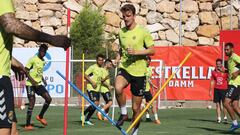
xmin=210 ymin=42 xmax=240 ymax=132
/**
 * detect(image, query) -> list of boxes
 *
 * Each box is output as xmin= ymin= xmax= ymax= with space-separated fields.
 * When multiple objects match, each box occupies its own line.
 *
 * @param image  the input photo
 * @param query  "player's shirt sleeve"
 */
xmin=144 ymin=29 xmax=154 ymax=48
xmin=25 ymin=57 xmax=34 ymax=69
xmin=233 ymin=54 xmax=240 ymax=64
xmin=85 ymin=65 xmax=94 ymax=76
xmin=0 ymin=0 xmax=14 ymax=16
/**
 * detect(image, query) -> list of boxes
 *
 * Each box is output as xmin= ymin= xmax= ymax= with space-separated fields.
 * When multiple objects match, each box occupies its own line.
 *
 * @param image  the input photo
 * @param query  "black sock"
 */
xmin=85 ymin=107 xmax=96 ymax=121
xmin=39 ymin=102 xmax=49 ymax=119
xmin=84 ymin=106 xmax=92 ymax=115
xmin=26 ymin=107 xmax=33 ymax=126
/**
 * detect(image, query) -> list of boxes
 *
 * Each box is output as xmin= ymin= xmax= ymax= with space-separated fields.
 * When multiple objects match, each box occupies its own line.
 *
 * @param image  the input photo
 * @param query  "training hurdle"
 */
xmin=56 ymin=71 xmax=128 ymax=135
xmin=126 ymin=52 xmax=192 ymax=133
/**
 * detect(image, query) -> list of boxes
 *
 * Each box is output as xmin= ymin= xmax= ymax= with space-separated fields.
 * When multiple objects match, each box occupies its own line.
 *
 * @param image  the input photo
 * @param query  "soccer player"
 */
xmin=0 ymin=1 xmax=70 ymax=134
xmin=115 ymin=4 xmax=155 ymax=135
xmin=97 ymin=59 xmax=114 ymax=121
xmin=83 ymin=54 xmax=105 ymax=125
xmin=24 ymin=44 xmax=52 ymax=130
xmin=223 ymin=42 xmax=240 ymax=132
xmin=209 ymin=59 xmax=228 ymax=123
xmin=143 ymin=56 xmax=160 ymax=124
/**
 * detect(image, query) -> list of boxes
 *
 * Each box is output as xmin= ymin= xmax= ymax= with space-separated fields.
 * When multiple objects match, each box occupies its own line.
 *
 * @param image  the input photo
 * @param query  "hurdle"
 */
xmin=126 ymin=52 xmax=192 ymax=133
xmin=56 ymin=71 xmax=128 ymax=135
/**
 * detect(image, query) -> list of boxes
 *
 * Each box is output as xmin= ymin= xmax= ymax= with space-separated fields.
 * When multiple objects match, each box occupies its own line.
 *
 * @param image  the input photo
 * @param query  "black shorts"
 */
xmin=87 ymin=90 xmax=100 ymax=102
xmin=213 ymin=88 xmax=227 ymax=103
xmin=117 ymin=68 xmax=146 ymax=96
xmin=225 ymin=85 xmax=240 ymax=101
xmin=101 ymin=92 xmax=112 ymax=103
xmin=143 ymin=91 xmax=153 ymax=102
xmin=26 ymin=85 xmax=48 ymax=98
xmin=0 ymin=76 xmax=17 ymax=128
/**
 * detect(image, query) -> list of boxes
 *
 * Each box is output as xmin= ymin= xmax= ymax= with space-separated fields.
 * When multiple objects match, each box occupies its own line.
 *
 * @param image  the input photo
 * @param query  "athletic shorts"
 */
xmin=213 ymin=88 xmax=227 ymax=103
xmin=117 ymin=68 xmax=146 ymax=96
xmin=0 ymin=76 xmax=17 ymax=128
xmin=101 ymin=92 xmax=112 ymax=103
xmin=26 ymin=85 xmax=48 ymax=97
xmin=143 ymin=91 xmax=153 ymax=102
xmin=225 ymin=85 xmax=240 ymax=101
xmin=87 ymin=90 xmax=100 ymax=102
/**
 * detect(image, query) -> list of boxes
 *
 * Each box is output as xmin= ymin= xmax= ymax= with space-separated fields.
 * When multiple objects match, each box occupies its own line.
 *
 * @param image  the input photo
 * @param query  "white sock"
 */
xmin=146 ymin=113 xmax=150 ymax=118
xmin=224 ymin=116 xmax=227 ymax=120
xmin=233 ymin=120 xmax=238 ymax=126
xmin=120 ymin=105 xmax=127 ymax=115
xmin=154 ymin=113 xmax=158 ymax=120
xmin=131 ymin=128 xmax=139 ymax=135
xmin=101 ymin=108 xmax=105 ymax=112
xmin=217 ymin=117 xmax=221 ymax=121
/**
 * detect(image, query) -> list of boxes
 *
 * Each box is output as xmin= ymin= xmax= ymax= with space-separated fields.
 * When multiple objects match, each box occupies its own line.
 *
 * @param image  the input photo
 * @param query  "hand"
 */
xmin=11 ymin=57 xmax=26 ymax=81
xmin=231 ymin=71 xmax=239 ymax=80
xmin=127 ymin=47 xmax=136 ymax=55
xmin=92 ymin=82 xmax=97 ymax=89
xmin=108 ymin=85 xmax=114 ymax=90
xmin=209 ymin=91 xmax=212 ymax=98
xmin=51 ymin=35 xmax=71 ymax=51
xmin=43 ymin=81 xmax=47 ymax=87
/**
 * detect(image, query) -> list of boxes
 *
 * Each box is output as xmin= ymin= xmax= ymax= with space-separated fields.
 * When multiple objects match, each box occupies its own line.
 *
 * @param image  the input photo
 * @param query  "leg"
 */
xmin=151 ymin=100 xmax=161 ymax=124
xmin=131 ymin=95 xmax=143 ymax=135
xmin=85 ymin=91 xmax=100 ymax=125
xmin=115 ymin=75 xmax=128 ymax=114
xmin=25 ymin=86 xmax=36 ymax=127
xmin=39 ymin=91 xmax=52 ymax=119
xmin=232 ymin=100 xmax=240 ymax=117
xmin=11 ymin=122 xmax=18 ymax=135
xmin=224 ymin=98 xmax=236 ymax=121
xmin=216 ymin=102 xmax=221 ymax=123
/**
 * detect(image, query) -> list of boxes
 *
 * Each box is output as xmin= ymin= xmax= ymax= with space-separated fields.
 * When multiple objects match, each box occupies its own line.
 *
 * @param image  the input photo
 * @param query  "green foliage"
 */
xmin=70 ymin=2 xmax=106 ymax=58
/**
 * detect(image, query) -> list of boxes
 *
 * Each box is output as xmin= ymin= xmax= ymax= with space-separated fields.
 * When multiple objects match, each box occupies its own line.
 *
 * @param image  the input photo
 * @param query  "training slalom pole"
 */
xmin=56 ymin=71 xmax=128 ymax=135
xmin=222 ymin=42 xmax=225 ymax=67
xmin=81 ymin=53 xmax=85 ymax=126
xmin=63 ymin=7 xmax=71 ymax=135
xmin=126 ymin=52 xmax=192 ymax=133
xmin=111 ymin=67 xmax=118 ymax=120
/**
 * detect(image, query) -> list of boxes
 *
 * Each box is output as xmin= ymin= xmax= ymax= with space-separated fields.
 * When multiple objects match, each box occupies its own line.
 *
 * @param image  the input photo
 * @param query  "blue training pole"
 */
xmin=56 ymin=71 xmax=128 ymax=135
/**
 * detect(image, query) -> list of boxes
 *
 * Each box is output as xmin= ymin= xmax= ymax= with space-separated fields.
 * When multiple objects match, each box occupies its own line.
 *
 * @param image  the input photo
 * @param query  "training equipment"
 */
xmin=57 ymin=71 xmax=128 ymax=135
xmin=126 ymin=52 xmax=192 ymax=133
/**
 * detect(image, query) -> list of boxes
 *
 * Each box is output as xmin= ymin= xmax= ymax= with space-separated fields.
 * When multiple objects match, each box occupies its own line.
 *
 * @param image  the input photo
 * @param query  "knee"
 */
xmin=132 ymin=107 xmax=141 ymax=114
xmin=107 ymin=101 xmax=113 ymax=106
xmin=46 ymin=97 xmax=52 ymax=104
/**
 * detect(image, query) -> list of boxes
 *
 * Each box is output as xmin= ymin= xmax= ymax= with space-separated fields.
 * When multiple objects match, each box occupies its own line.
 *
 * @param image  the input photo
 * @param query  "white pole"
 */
xmin=158 ymin=61 xmax=162 ymax=109
xmin=222 ymin=42 xmax=225 ymax=67
xmin=111 ymin=67 xmax=118 ymax=120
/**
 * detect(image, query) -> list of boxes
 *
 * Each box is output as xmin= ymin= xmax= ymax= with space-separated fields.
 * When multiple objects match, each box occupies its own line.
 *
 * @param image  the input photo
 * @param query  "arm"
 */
xmin=127 ymin=46 xmax=155 ymax=56
xmin=148 ymin=79 xmax=158 ymax=89
xmin=0 ymin=13 xmax=70 ymax=50
xmin=25 ymin=67 xmax=38 ymax=86
xmin=84 ymin=74 xmax=97 ymax=89
xmin=42 ymin=77 xmax=47 ymax=87
xmin=11 ymin=57 xmax=26 ymax=81
xmin=209 ymin=79 xmax=214 ymax=98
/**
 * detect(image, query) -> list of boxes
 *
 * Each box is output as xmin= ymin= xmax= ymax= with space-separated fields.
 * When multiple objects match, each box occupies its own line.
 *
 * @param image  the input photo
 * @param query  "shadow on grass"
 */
xmin=189 ymin=118 xmax=217 ymax=123
xmin=188 ymin=126 xmax=240 ymax=135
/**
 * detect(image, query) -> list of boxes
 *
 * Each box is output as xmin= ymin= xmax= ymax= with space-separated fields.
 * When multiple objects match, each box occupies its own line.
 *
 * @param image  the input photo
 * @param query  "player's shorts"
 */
xmin=87 ymin=90 xmax=100 ymax=102
xmin=143 ymin=91 xmax=153 ymax=102
xmin=101 ymin=92 xmax=112 ymax=103
xmin=213 ymin=88 xmax=227 ymax=103
xmin=0 ymin=76 xmax=17 ymax=128
xmin=225 ymin=85 xmax=240 ymax=101
xmin=117 ymin=68 xmax=146 ymax=96
xmin=26 ymin=85 xmax=48 ymax=98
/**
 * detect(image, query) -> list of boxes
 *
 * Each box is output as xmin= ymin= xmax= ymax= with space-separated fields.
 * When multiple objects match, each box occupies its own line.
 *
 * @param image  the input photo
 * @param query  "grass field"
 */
xmin=15 ymin=107 xmax=240 ymax=135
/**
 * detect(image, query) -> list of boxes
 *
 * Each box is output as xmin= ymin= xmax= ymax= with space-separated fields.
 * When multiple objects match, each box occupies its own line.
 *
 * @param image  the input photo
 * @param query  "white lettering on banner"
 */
xmin=151 ymin=66 xmax=215 ymax=88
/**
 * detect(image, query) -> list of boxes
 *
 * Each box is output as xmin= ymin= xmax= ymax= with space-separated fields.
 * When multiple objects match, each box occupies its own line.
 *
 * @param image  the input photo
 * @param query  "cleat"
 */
xmin=224 ymin=118 xmax=228 ymax=124
xmin=116 ymin=114 xmax=128 ymax=126
xmin=103 ymin=117 xmax=108 ymax=121
xmin=146 ymin=118 xmax=152 ymax=122
xmin=36 ymin=115 xmax=48 ymax=126
xmin=97 ymin=112 xmax=103 ymax=120
xmin=229 ymin=124 xmax=240 ymax=132
xmin=217 ymin=119 xmax=221 ymax=123
xmin=24 ymin=125 xmax=34 ymax=130
xmin=85 ymin=121 xmax=94 ymax=125
xmin=154 ymin=119 xmax=161 ymax=125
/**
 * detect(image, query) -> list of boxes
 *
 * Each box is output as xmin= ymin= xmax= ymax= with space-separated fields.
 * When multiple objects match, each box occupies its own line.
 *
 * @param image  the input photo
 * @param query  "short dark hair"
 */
xmin=216 ymin=58 xmax=222 ymax=63
xmin=96 ymin=54 xmax=105 ymax=60
xmin=146 ymin=56 xmax=151 ymax=61
xmin=105 ymin=59 xmax=113 ymax=64
xmin=225 ymin=42 xmax=234 ymax=48
xmin=39 ymin=44 xmax=48 ymax=51
xmin=120 ymin=4 xmax=136 ymax=15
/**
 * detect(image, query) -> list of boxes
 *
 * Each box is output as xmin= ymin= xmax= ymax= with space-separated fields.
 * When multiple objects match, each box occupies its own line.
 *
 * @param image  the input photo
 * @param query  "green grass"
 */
xmin=16 ymin=107 xmax=240 ymax=135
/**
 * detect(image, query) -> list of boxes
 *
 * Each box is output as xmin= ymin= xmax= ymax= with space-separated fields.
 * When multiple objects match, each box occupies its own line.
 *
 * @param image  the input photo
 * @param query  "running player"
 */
xmin=223 ymin=42 xmax=240 ymax=132
xmin=209 ymin=58 xmax=228 ymax=123
xmin=83 ymin=54 xmax=105 ymax=125
xmin=24 ymin=44 xmax=52 ymax=130
xmin=97 ymin=59 xmax=114 ymax=121
xmin=143 ymin=56 xmax=160 ymax=124
xmin=0 ymin=1 xmax=70 ymax=134
xmin=115 ymin=4 xmax=155 ymax=135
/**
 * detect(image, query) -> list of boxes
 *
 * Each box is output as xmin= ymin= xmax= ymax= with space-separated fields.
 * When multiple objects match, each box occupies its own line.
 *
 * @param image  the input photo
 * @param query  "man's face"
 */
xmin=225 ymin=45 xmax=233 ymax=57
xmin=122 ymin=11 xmax=135 ymax=28
xmin=38 ymin=48 xmax=46 ymax=58
xmin=216 ymin=61 xmax=222 ymax=70
xmin=106 ymin=62 xmax=113 ymax=69
xmin=97 ymin=57 xmax=104 ymax=67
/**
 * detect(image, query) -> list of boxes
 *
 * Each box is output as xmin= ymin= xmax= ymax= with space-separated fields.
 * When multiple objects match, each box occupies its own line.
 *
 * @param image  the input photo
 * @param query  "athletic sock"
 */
xmin=146 ymin=113 xmax=150 ymax=119
xmin=131 ymin=127 xmax=139 ymax=135
xmin=224 ymin=116 xmax=227 ymax=120
xmin=86 ymin=107 xmax=96 ymax=121
xmin=39 ymin=102 xmax=49 ymax=119
xmin=217 ymin=117 xmax=221 ymax=121
xmin=120 ymin=105 xmax=127 ymax=115
xmin=26 ymin=107 xmax=33 ymax=125
xmin=233 ymin=120 xmax=238 ymax=126
xmin=154 ymin=113 xmax=158 ymax=120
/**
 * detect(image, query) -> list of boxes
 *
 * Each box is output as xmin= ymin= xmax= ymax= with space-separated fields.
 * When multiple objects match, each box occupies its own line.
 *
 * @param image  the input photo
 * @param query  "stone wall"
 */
xmin=13 ymin=0 xmax=240 ymax=48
